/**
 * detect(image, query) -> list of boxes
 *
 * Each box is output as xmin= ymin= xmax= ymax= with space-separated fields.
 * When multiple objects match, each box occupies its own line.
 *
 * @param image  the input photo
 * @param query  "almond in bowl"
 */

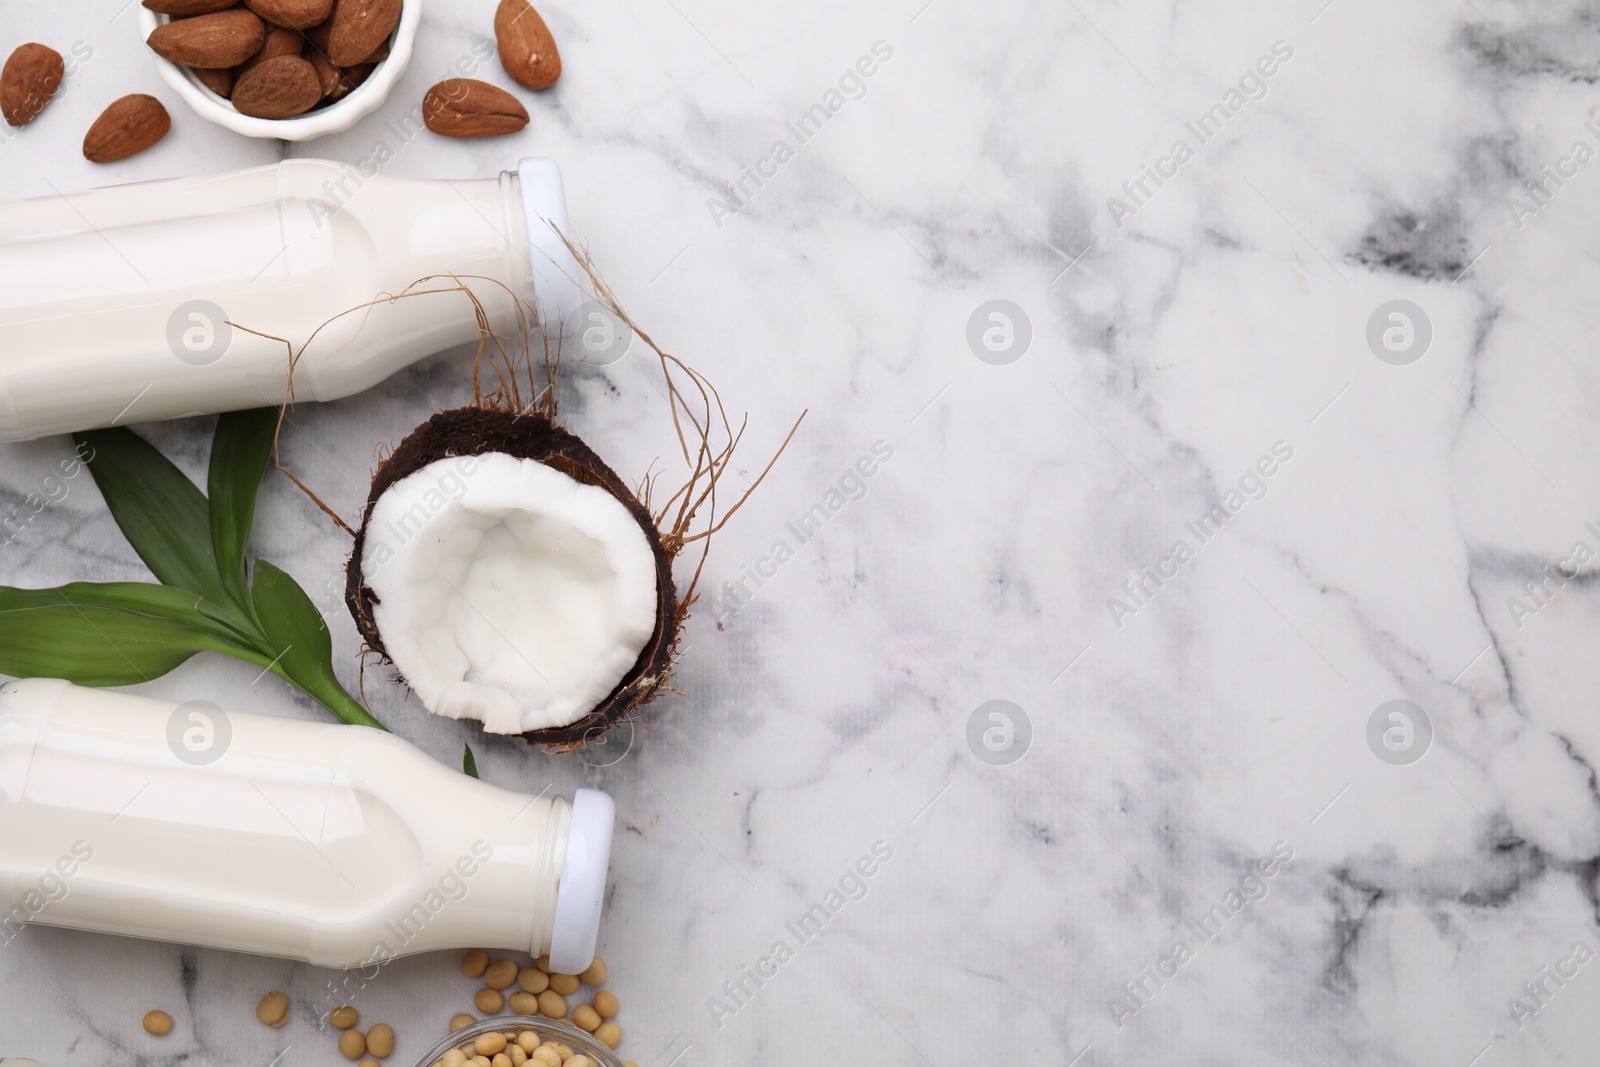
xmin=136 ymin=0 xmax=419 ymax=140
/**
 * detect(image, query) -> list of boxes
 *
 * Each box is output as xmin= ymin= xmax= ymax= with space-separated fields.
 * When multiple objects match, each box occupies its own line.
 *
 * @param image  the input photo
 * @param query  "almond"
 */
xmin=1 ymin=43 xmax=64 ymax=127
xmin=422 ymin=78 xmax=528 ymax=138
xmin=147 ymin=9 xmax=267 ymax=69
xmin=194 ymin=66 xmax=235 ymax=97
xmin=239 ymin=26 xmax=304 ymax=77
xmin=141 ymin=0 xmax=238 ymax=14
xmin=307 ymin=18 xmax=386 ymax=66
xmin=307 ymin=48 xmax=346 ymax=97
xmin=244 ymin=0 xmax=334 ymax=30
xmin=494 ymin=0 xmax=559 ymax=91
xmin=83 ymin=94 xmax=171 ymax=163
xmin=340 ymin=62 xmax=375 ymax=91
xmin=304 ymin=16 xmax=334 ymax=55
xmin=325 ymin=0 xmax=402 ymax=67
xmin=231 ymin=54 xmax=322 ymax=118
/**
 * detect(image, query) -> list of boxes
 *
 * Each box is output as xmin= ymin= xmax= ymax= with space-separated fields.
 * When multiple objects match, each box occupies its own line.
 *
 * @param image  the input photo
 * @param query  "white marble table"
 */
xmin=4 ymin=0 xmax=1600 ymax=1063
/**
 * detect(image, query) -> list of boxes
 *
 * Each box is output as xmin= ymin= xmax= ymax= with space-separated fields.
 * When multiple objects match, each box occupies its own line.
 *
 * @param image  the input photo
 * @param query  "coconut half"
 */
xmin=347 ymin=408 xmax=678 ymax=744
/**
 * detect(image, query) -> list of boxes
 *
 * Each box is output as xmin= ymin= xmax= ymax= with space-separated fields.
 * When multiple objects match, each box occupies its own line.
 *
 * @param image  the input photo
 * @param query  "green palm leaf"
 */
xmin=16 ymin=415 xmax=393 ymax=732
xmin=251 ymin=559 xmax=383 ymax=729
xmin=74 ymin=425 xmax=242 ymax=615
xmin=0 ymin=581 xmax=262 ymax=648
xmin=208 ymin=408 xmax=279 ymax=612
xmin=0 ymin=598 xmax=267 ymax=687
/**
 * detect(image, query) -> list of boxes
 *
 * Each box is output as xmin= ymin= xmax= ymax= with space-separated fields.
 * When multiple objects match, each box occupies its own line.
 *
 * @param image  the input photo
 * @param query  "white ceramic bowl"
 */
xmin=137 ymin=1 xmax=420 ymax=141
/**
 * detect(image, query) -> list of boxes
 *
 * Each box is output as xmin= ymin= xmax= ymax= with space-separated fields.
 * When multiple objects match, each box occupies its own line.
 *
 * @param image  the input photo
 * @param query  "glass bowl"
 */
xmin=411 ymin=1017 xmax=626 ymax=1067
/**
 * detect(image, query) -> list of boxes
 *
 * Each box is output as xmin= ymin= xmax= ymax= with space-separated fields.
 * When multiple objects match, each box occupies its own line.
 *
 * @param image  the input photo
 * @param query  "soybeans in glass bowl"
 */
xmin=413 ymin=1019 xmax=625 ymax=1067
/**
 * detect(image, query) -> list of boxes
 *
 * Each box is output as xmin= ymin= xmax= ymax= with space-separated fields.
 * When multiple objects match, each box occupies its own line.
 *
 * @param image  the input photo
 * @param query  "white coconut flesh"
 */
xmin=361 ymin=452 xmax=659 ymax=734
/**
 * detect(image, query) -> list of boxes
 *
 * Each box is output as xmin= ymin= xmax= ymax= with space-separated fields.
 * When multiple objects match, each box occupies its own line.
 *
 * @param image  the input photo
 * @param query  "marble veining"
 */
xmin=4 ymin=0 xmax=1600 ymax=1064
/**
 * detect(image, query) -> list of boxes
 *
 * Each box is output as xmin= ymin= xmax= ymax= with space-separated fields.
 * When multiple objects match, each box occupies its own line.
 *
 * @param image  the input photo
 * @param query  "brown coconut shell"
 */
xmin=345 ymin=406 xmax=678 ymax=746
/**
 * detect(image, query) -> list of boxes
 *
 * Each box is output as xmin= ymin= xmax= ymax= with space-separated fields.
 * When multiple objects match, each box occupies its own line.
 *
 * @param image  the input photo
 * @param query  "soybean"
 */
xmin=475 ymin=987 xmax=505 ymax=1014
xmin=508 ymin=991 xmax=540 ymax=1015
xmin=535 ymin=990 xmax=566 ymax=1018
xmin=571 ymin=1005 xmax=600 ymax=1033
xmin=339 ymin=1029 xmax=368 ymax=1060
xmin=592 ymin=991 xmax=617 ymax=1019
xmin=516 ymin=1031 xmax=541 ymax=1052
xmin=530 ymin=1048 xmax=562 ymax=1067
xmin=475 ymin=1033 xmax=507 ymax=1056
xmin=444 ymin=1050 xmax=469 ymax=1067
xmin=579 ymin=958 xmax=607 ymax=986
xmin=367 ymin=1022 xmax=395 ymax=1058
xmin=450 ymin=1014 xmax=477 ymax=1033
xmin=517 ymin=968 xmax=550 ymax=994
xmin=332 ymin=1005 xmax=360 ymax=1029
xmin=492 ymin=1055 xmax=512 ymax=1067
xmin=548 ymin=973 xmax=580 ymax=996
xmin=256 ymin=991 xmax=289 ymax=1027
xmin=485 ymin=959 xmax=519 ymax=990
xmin=143 ymin=1010 xmax=174 ymax=1036
xmin=593 ymin=1023 xmax=620 ymax=1050
xmin=462 ymin=949 xmax=490 ymax=978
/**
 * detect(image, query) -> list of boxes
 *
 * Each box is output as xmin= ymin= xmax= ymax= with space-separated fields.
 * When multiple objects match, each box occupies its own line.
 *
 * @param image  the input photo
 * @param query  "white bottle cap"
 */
xmin=547 ymin=787 xmax=615 ymax=974
xmin=516 ymin=157 xmax=584 ymax=330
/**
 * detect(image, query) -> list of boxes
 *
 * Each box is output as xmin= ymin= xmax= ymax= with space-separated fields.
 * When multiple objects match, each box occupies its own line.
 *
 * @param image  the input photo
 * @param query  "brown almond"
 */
xmin=340 ymin=62 xmax=375 ymax=91
xmin=422 ymin=78 xmax=528 ymax=138
xmin=231 ymin=54 xmax=322 ymax=118
xmin=244 ymin=0 xmax=334 ymax=30
xmin=141 ymin=0 xmax=238 ymax=14
xmin=307 ymin=48 xmax=346 ymax=97
xmin=304 ymin=16 xmax=334 ymax=55
xmin=239 ymin=26 xmax=304 ymax=77
xmin=194 ymin=66 xmax=235 ymax=97
xmin=147 ymin=9 xmax=266 ymax=69
xmin=1 ymin=43 xmax=64 ymax=127
xmin=306 ymin=51 xmax=371 ymax=101
xmin=325 ymin=0 xmax=401 ymax=67
xmin=305 ymin=17 xmax=386 ymax=66
xmin=83 ymin=94 xmax=171 ymax=163
xmin=494 ymin=0 xmax=559 ymax=91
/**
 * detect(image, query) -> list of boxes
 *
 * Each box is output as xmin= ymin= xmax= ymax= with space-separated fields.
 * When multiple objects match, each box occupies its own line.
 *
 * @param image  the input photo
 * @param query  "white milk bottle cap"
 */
xmin=516 ymin=157 xmax=583 ymax=328
xmin=546 ymin=787 xmax=615 ymax=974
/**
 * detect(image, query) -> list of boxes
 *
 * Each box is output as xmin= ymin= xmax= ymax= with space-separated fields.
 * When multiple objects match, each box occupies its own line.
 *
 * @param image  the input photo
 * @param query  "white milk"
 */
xmin=0 ymin=678 xmax=613 ymax=973
xmin=0 ymin=158 xmax=581 ymax=441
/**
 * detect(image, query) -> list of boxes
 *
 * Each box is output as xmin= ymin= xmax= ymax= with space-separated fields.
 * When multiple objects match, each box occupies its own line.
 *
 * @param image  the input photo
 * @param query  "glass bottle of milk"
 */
xmin=0 ymin=678 xmax=614 ymax=974
xmin=0 ymin=157 xmax=582 ymax=442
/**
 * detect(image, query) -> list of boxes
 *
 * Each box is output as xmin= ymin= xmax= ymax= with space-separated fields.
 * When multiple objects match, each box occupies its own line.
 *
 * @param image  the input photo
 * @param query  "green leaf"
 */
xmin=0 ymin=583 xmax=273 ymax=687
xmin=0 ymin=581 xmax=266 ymax=650
xmin=74 ymin=427 xmax=242 ymax=615
xmin=16 ymin=426 xmax=389 ymax=732
xmin=250 ymin=559 xmax=384 ymax=730
xmin=208 ymin=409 xmax=280 ymax=610
xmin=463 ymin=744 xmax=479 ymax=778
